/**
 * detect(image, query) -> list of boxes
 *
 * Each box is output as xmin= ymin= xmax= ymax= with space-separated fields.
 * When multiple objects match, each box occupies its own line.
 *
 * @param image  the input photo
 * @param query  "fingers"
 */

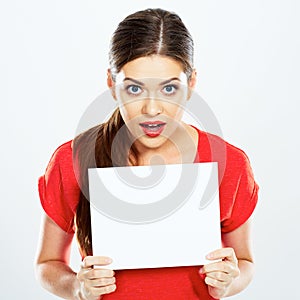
xmin=200 ymin=261 xmax=236 ymax=275
xmin=205 ymin=247 xmax=238 ymax=264
xmin=77 ymin=256 xmax=116 ymax=299
xmin=85 ymin=283 xmax=117 ymax=296
xmin=205 ymin=270 xmax=228 ymax=282
xmin=199 ymin=247 xmax=240 ymax=293
xmin=86 ymin=276 xmax=116 ymax=287
xmin=200 ymin=248 xmax=240 ymax=278
xmin=78 ymin=267 xmax=115 ymax=280
xmin=82 ymin=256 xmax=113 ymax=268
xmin=201 ymin=266 xmax=238 ymax=287
xmin=81 ymin=284 xmax=116 ymax=300
xmin=204 ymin=275 xmax=229 ymax=290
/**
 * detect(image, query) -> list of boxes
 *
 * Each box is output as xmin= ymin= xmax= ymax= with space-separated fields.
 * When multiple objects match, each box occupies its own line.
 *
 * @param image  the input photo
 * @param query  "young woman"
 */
xmin=35 ymin=8 xmax=259 ymax=300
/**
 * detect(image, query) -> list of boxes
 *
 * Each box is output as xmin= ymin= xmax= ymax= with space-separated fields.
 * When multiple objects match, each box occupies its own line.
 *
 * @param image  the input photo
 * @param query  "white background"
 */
xmin=1 ymin=0 xmax=299 ymax=299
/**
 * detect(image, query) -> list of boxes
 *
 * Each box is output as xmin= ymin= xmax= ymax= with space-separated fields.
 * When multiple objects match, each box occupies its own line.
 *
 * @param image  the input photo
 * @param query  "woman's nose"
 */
xmin=141 ymin=97 xmax=163 ymax=116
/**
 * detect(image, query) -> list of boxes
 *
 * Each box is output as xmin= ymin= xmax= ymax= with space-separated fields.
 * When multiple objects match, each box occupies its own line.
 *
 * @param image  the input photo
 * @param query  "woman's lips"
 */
xmin=139 ymin=121 xmax=166 ymax=137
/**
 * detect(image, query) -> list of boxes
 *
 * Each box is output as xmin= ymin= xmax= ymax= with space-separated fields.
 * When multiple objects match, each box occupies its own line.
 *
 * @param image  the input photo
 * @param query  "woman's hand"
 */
xmin=199 ymin=247 xmax=240 ymax=299
xmin=76 ymin=256 xmax=116 ymax=300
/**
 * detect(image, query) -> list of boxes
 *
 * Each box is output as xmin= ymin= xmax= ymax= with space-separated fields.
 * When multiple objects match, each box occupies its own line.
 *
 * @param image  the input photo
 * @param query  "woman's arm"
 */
xmin=35 ymin=213 xmax=81 ymax=299
xmin=34 ymin=213 xmax=116 ymax=300
xmin=200 ymin=218 xmax=255 ymax=299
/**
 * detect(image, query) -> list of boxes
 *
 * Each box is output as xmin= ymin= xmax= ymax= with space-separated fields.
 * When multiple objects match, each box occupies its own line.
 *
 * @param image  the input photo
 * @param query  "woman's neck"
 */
xmin=132 ymin=123 xmax=198 ymax=166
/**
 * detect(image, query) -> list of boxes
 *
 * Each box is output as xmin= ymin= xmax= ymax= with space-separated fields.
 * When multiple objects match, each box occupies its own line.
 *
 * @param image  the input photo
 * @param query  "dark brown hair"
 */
xmin=73 ymin=8 xmax=194 ymax=256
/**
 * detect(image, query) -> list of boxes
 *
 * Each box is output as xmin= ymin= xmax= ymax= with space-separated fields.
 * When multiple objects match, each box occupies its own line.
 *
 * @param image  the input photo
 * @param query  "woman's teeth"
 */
xmin=141 ymin=124 xmax=164 ymax=129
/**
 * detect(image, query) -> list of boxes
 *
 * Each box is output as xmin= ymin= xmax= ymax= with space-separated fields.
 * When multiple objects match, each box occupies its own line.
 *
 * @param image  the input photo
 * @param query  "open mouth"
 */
xmin=139 ymin=121 xmax=166 ymax=137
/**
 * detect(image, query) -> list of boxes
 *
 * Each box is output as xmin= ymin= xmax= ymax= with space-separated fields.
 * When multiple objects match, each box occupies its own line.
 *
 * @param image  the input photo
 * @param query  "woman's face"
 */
xmin=109 ymin=55 xmax=196 ymax=151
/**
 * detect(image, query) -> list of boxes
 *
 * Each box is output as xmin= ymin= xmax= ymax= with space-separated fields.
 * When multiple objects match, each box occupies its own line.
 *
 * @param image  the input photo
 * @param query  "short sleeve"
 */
xmin=220 ymin=151 xmax=259 ymax=233
xmin=38 ymin=141 xmax=80 ymax=233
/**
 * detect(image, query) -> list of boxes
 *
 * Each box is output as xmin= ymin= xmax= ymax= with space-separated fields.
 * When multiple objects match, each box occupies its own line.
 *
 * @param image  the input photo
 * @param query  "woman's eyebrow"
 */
xmin=123 ymin=77 xmax=145 ymax=86
xmin=123 ymin=77 xmax=181 ymax=86
xmin=159 ymin=77 xmax=181 ymax=85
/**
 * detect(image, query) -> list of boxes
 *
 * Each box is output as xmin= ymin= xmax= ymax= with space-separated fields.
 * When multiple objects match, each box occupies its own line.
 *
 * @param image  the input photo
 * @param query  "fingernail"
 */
xmin=199 ymin=267 xmax=203 ymax=274
xmin=206 ymin=253 xmax=213 ymax=259
xmin=106 ymin=257 xmax=112 ymax=263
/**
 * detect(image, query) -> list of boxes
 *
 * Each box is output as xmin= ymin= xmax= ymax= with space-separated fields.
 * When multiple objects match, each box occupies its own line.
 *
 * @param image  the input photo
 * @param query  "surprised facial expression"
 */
xmin=110 ymin=55 xmax=195 ymax=150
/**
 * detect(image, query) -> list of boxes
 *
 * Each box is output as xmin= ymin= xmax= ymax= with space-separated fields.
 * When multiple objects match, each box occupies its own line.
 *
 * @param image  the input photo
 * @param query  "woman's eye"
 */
xmin=127 ymin=85 xmax=142 ymax=95
xmin=162 ymin=85 xmax=178 ymax=95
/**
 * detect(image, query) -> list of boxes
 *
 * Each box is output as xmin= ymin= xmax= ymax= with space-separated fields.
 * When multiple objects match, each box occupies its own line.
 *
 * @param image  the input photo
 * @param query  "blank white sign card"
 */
xmin=88 ymin=162 xmax=221 ymax=270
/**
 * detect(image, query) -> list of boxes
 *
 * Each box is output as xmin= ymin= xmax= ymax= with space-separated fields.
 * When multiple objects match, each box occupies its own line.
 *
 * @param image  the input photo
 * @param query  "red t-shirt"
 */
xmin=38 ymin=126 xmax=259 ymax=300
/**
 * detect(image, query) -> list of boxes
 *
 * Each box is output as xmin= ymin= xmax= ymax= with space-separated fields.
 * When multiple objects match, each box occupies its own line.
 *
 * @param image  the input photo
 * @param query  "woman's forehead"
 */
xmin=116 ymin=55 xmax=187 ymax=82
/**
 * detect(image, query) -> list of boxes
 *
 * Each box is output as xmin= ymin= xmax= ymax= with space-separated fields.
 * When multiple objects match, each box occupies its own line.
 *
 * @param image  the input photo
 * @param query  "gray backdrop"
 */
xmin=1 ymin=0 xmax=299 ymax=299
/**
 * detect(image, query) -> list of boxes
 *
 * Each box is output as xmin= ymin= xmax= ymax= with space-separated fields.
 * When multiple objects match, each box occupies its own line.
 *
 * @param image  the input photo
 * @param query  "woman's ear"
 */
xmin=187 ymin=69 xmax=197 ymax=100
xmin=107 ymin=69 xmax=117 ymax=100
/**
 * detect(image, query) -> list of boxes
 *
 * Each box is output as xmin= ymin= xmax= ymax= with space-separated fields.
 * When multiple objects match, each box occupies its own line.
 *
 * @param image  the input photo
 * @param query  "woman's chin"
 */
xmin=134 ymin=134 xmax=169 ymax=150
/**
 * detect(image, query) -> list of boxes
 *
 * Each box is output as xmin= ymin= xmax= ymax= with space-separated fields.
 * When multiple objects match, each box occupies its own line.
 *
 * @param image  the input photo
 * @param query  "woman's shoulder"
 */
xmin=43 ymin=139 xmax=77 ymax=181
xmin=194 ymin=127 xmax=251 ymax=166
xmin=46 ymin=140 xmax=73 ymax=166
xmin=192 ymin=128 xmax=259 ymax=232
xmin=51 ymin=139 xmax=73 ymax=156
